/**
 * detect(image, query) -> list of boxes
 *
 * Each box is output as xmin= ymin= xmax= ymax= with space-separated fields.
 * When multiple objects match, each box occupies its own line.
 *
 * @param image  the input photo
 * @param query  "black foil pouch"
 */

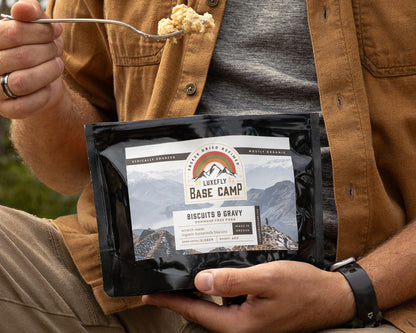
xmin=85 ymin=114 xmax=323 ymax=297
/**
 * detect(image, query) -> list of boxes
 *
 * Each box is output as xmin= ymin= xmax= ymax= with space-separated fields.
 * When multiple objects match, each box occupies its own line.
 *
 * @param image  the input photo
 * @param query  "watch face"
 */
xmin=330 ymin=257 xmax=356 ymax=272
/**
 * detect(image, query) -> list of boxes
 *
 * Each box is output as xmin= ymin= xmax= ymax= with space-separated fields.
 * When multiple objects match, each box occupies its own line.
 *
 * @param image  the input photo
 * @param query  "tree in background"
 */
xmin=0 ymin=0 xmax=79 ymax=218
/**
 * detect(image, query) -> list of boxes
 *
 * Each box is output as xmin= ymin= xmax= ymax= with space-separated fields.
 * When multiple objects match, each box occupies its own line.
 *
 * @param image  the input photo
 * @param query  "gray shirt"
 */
xmin=196 ymin=0 xmax=337 ymax=263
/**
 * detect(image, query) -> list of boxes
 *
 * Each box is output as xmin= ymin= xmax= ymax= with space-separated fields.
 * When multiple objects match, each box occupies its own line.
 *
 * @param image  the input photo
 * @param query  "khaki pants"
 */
xmin=0 ymin=205 xmax=401 ymax=332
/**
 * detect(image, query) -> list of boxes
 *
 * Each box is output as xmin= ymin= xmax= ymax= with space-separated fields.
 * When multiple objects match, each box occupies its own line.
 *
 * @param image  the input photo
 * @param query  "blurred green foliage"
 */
xmin=0 ymin=118 xmax=78 ymax=219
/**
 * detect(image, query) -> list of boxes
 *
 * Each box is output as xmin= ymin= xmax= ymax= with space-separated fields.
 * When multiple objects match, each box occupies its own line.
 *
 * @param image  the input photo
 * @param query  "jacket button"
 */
xmin=185 ymin=83 xmax=197 ymax=95
xmin=206 ymin=0 xmax=219 ymax=7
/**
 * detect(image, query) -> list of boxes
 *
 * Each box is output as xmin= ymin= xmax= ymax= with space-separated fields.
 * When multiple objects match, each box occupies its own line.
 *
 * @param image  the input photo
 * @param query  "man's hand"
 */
xmin=143 ymin=261 xmax=356 ymax=333
xmin=2 ymin=0 xmax=104 ymax=194
xmin=0 ymin=0 xmax=64 ymax=119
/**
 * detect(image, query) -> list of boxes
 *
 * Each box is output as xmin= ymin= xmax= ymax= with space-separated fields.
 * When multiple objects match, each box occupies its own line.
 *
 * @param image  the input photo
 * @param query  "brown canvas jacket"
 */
xmin=47 ymin=0 xmax=416 ymax=330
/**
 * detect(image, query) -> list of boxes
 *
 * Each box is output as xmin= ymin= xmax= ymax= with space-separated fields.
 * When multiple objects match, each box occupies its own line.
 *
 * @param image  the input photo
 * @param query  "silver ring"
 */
xmin=1 ymin=73 xmax=18 ymax=99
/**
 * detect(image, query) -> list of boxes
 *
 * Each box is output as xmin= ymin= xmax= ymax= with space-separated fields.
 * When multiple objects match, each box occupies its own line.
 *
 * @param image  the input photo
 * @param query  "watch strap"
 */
xmin=331 ymin=258 xmax=381 ymax=327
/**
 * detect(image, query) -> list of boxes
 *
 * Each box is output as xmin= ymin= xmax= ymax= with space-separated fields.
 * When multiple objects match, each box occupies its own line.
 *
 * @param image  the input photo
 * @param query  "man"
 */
xmin=0 ymin=0 xmax=415 ymax=332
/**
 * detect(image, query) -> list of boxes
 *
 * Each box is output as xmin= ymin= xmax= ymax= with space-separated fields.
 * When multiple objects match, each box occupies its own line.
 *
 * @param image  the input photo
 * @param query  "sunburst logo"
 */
xmin=192 ymin=151 xmax=236 ymax=180
xmin=184 ymin=142 xmax=246 ymax=204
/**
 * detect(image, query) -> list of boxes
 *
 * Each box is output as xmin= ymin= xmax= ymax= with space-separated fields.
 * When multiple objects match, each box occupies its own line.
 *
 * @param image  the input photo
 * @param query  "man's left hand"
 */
xmin=143 ymin=260 xmax=355 ymax=333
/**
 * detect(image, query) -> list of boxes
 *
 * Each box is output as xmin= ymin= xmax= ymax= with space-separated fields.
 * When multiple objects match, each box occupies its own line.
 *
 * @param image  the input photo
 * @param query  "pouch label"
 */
xmin=173 ymin=206 xmax=261 ymax=250
xmin=125 ymin=135 xmax=298 ymax=261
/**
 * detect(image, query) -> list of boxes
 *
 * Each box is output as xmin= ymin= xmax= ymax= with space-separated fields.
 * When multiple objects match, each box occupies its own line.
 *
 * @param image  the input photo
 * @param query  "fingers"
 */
xmin=143 ymin=293 xmax=243 ymax=333
xmin=0 ymin=77 xmax=63 ymax=119
xmin=0 ymin=57 xmax=64 ymax=100
xmin=0 ymin=1 xmax=64 ymax=118
xmin=11 ymin=0 xmax=48 ymax=21
xmin=195 ymin=264 xmax=274 ymax=298
xmin=0 ymin=18 xmax=62 ymax=50
xmin=0 ymin=39 xmax=63 ymax=73
xmin=1 ymin=0 xmax=62 ymax=51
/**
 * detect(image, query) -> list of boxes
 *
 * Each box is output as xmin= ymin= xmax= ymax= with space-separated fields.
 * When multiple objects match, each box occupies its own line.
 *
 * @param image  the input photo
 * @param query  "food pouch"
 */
xmin=85 ymin=114 xmax=323 ymax=296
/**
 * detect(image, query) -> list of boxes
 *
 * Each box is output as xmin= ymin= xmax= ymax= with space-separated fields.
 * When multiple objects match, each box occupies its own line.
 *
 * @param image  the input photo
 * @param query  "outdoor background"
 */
xmin=0 ymin=0 xmax=79 ymax=218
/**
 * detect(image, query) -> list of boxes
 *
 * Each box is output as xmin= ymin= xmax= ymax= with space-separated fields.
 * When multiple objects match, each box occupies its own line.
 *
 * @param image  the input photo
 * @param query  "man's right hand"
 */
xmin=0 ymin=0 xmax=64 ymax=119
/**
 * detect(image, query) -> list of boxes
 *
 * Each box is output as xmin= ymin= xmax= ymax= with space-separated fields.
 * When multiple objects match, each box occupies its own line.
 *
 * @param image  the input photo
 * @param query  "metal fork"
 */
xmin=0 ymin=14 xmax=184 ymax=40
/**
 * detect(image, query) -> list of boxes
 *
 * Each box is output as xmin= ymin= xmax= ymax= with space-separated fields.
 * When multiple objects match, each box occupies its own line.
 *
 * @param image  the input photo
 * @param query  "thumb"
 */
xmin=11 ymin=0 xmax=48 ymax=22
xmin=195 ymin=265 xmax=268 ymax=297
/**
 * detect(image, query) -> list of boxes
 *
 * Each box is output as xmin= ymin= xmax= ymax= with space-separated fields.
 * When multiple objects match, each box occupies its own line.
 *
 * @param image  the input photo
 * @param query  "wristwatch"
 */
xmin=330 ymin=257 xmax=382 ymax=327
